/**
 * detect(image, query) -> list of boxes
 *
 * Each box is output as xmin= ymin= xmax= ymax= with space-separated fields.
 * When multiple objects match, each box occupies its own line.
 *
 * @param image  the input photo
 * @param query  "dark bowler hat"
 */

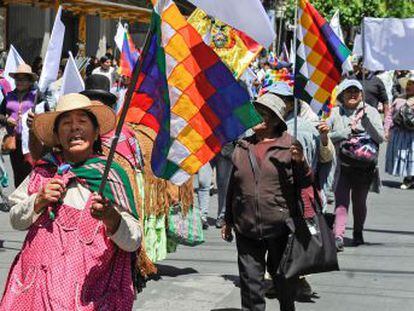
xmin=80 ymin=74 xmax=117 ymax=108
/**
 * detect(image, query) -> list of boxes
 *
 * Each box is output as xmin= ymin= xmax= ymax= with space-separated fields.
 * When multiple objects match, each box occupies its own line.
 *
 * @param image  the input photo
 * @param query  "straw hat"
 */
xmin=254 ymin=92 xmax=287 ymax=131
xmin=9 ymin=64 xmax=38 ymax=81
xmin=398 ymin=74 xmax=414 ymax=91
xmin=33 ymin=93 xmax=116 ymax=147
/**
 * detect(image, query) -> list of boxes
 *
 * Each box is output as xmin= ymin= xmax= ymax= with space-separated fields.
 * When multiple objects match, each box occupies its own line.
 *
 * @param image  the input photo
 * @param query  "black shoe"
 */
xmin=353 ymin=231 xmax=364 ymax=246
xmin=215 ymin=218 xmax=225 ymax=229
xmin=201 ymin=218 xmax=209 ymax=230
xmin=335 ymin=237 xmax=344 ymax=252
xmin=265 ymin=284 xmax=279 ymax=299
xmin=295 ymin=277 xmax=314 ymax=302
xmin=0 ymin=202 xmax=10 ymax=212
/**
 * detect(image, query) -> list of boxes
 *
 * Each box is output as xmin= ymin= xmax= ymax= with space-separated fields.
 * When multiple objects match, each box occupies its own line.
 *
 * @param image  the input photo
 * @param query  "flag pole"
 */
xmin=98 ymin=24 xmax=153 ymax=195
xmin=293 ymin=0 xmax=299 ymax=139
xmin=361 ymin=17 xmax=366 ymax=110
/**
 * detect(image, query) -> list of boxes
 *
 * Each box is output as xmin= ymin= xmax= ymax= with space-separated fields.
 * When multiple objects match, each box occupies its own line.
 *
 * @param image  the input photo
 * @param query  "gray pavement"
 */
xmin=0 ymin=150 xmax=414 ymax=310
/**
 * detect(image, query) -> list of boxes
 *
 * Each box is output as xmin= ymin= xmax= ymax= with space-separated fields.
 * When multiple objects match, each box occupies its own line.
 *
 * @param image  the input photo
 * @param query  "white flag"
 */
xmin=330 ymin=11 xmax=353 ymax=73
xmin=353 ymin=34 xmax=362 ymax=57
xmin=289 ymin=39 xmax=295 ymax=67
xmin=60 ymin=52 xmax=85 ymax=96
xmin=188 ymin=0 xmax=275 ymax=48
xmin=114 ymin=22 xmax=125 ymax=52
xmin=3 ymin=45 xmax=25 ymax=90
xmin=363 ymin=17 xmax=414 ymax=71
xmin=38 ymin=6 xmax=65 ymax=92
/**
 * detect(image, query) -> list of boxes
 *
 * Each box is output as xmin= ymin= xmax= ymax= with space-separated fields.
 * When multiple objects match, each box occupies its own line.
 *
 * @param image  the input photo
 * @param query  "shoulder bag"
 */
xmin=277 ymin=176 xmax=339 ymax=279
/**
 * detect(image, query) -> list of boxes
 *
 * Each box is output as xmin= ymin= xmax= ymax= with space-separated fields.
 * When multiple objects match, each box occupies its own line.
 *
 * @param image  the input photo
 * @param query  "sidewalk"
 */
xmin=0 ymin=152 xmax=414 ymax=310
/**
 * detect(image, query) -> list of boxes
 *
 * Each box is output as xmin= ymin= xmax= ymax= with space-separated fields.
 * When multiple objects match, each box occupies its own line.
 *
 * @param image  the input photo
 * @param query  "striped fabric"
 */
xmin=294 ymin=0 xmax=351 ymax=114
xmin=125 ymin=0 xmax=261 ymax=185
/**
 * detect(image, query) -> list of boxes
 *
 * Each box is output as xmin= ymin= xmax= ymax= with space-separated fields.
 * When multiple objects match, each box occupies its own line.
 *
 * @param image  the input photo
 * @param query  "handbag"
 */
xmin=1 ymin=133 xmax=16 ymax=154
xmin=277 ymin=183 xmax=339 ymax=279
xmin=339 ymin=133 xmax=379 ymax=168
xmin=167 ymin=203 xmax=204 ymax=246
xmin=393 ymin=102 xmax=414 ymax=131
xmin=1 ymin=100 xmax=23 ymax=154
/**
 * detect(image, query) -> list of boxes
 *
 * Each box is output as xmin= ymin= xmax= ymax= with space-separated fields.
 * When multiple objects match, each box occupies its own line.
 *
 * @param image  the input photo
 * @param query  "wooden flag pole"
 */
xmin=292 ymin=0 xmax=299 ymax=139
xmin=97 ymin=25 xmax=153 ymax=195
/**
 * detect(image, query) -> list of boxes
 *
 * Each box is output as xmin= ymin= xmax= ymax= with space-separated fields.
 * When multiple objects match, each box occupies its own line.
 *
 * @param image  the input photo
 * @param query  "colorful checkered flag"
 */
xmin=294 ymin=0 xmax=351 ymax=113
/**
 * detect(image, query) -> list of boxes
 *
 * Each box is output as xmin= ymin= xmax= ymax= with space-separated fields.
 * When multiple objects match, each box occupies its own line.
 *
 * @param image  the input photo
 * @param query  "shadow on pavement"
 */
xmin=342 ymin=268 xmax=414 ymax=275
xmin=0 ymin=246 xmax=20 ymax=251
xmin=210 ymin=309 xmax=241 ymax=311
xmin=343 ymin=237 xmax=384 ymax=247
xmin=364 ymin=228 xmax=414 ymax=236
xmin=382 ymin=180 xmax=402 ymax=189
xmin=149 ymin=264 xmax=198 ymax=281
xmin=221 ymin=274 xmax=240 ymax=288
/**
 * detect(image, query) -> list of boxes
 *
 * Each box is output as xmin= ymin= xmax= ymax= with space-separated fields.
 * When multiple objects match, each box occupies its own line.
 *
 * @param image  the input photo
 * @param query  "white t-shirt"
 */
xmin=91 ymin=66 xmax=116 ymax=86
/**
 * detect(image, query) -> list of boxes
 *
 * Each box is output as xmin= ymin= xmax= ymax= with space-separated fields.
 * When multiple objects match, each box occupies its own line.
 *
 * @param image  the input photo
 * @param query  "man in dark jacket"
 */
xmin=222 ymin=93 xmax=312 ymax=311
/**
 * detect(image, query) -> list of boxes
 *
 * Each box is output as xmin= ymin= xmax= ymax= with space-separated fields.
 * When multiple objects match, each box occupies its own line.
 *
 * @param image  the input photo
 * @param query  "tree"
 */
xmin=285 ymin=0 xmax=414 ymax=44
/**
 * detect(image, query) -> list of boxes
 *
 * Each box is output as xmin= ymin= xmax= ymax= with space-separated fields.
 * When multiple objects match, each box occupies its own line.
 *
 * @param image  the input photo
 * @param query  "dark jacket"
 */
xmin=225 ymin=132 xmax=313 ymax=240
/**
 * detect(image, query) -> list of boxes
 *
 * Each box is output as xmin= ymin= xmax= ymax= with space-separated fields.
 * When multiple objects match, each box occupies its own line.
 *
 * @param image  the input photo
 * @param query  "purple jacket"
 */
xmin=0 ymin=89 xmax=36 ymax=136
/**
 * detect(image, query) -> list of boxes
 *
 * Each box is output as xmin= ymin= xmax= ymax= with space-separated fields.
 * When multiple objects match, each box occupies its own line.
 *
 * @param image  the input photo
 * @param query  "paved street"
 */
xmin=1 ymin=150 xmax=414 ymax=310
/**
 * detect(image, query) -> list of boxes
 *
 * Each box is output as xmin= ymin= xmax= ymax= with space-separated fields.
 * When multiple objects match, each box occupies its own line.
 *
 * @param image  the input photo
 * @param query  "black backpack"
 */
xmin=393 ymin=103 xmax=414 ymax=131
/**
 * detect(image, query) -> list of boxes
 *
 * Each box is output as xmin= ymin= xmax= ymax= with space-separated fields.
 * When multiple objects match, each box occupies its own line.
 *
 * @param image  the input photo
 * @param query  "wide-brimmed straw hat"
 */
xmin=33 ymin=93 xmax=116 ymax=147
xmin=9 ymin=64 xmax=38 ymax=81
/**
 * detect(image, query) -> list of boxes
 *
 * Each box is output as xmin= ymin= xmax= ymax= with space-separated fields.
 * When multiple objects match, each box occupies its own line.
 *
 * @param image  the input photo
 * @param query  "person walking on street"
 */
xmin=0 ymin=94 xmax=141 ymax=310
xmin=214 ymin=142 xmax=235 ymax=228
xmin=92 ymin=56 xmax=117 ymax=87
xmin=328 ymin=80 xmax=385 ymax=252
xmin=222 ymin=92 xmax=313 ymax=311
xmin=0 ymin=64 xmax=37 ymax=187
xmin=385 ymin=74 xmax=414 ymax=189
xmin=194 ymin=162 xmax=213 ymax=229
xmin=351 ymin=58 xmax=389 ymax=116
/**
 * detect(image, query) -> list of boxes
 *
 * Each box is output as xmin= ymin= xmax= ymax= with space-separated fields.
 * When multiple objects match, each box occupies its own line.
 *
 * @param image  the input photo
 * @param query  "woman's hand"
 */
xmin=317 ymin=121 xmax=330 ymax=146
xmin=26 ymin=111 xmax=35 ymax=130
xmin=385 ymin=131 xmax=391 ymax=142
xmin=6 ymin=117 xmax=17 ymax=128
xmin=90 ymin=193 xmax=121 ymax=235
xmin=34 ymin=178 xmax=66 ymax=214
xmin=290 ymin=142 xmax=305 ymax=163
xmin=221 ymin=224 xmax=233 ymax=242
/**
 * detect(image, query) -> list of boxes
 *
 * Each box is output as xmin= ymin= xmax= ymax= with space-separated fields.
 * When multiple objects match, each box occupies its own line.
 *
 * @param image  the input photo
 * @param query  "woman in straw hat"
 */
xmin=0 ymin=64 xmax=37 ymax=187
xmin=0 ymin=93 xmax=141 ymax=310
xmin=385 ymin=74 xmax=414 ymax=190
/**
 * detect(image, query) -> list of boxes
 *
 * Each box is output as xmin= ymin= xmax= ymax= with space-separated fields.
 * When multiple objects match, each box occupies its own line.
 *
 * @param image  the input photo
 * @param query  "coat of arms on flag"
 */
xmin=188 ymin=8 xmax=263 ymax=79
xmin=125 ymin=0 xmax=261 ymax=185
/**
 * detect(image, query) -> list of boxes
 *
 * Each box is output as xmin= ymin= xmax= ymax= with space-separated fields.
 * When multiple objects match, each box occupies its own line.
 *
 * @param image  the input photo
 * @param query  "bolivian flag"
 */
xmin=188 ymin=8 xmax=263 ymax=79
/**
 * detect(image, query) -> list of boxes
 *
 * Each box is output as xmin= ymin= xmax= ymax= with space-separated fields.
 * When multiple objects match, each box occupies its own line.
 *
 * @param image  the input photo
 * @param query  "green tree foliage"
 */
xmin=286 ymin=0 xmax=414 ymax=28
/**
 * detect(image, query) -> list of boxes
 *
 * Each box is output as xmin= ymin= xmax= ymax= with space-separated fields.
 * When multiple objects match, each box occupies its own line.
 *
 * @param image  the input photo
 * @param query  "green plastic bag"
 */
xmin=167 ymin=204 xmax=204 ymax=246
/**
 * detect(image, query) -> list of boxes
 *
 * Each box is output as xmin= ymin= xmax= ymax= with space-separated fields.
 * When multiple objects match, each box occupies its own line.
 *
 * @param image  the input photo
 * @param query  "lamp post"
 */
xmin=274 ymin=0 xmax=288 ymax=56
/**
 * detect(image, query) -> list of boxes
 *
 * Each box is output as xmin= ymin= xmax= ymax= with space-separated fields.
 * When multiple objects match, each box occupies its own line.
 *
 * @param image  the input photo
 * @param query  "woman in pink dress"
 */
xmin=1 ymin=93 xmax=142 ymax=310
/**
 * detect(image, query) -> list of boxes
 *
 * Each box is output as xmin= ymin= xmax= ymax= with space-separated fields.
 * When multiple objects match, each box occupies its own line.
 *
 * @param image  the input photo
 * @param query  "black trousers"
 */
xmin=10 ymin=138 xmax=32 ymax=188
xmin=236 ymin=233 xmax=296 ymax=311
